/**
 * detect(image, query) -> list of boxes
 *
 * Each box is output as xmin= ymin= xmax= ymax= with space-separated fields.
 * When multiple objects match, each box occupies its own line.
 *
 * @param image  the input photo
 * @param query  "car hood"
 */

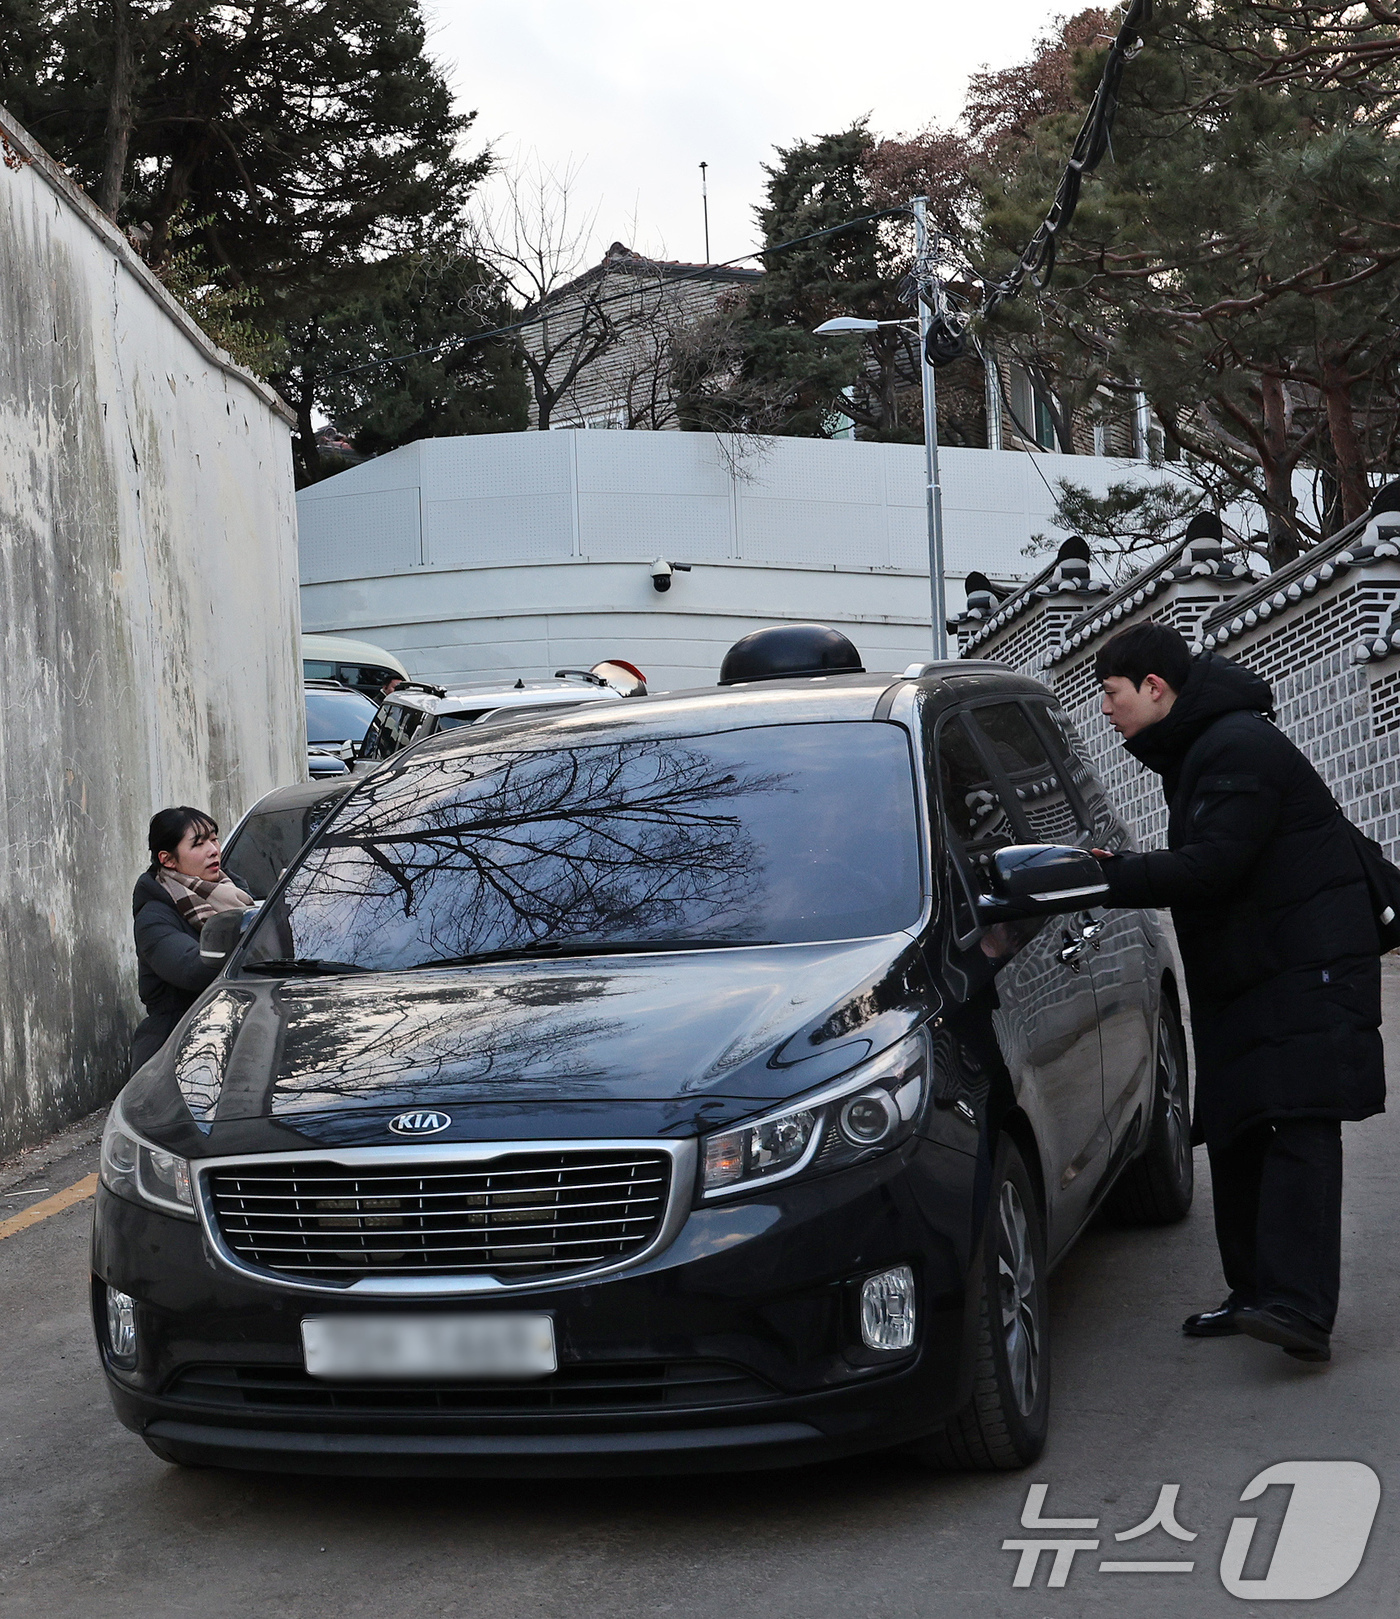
xmin=129 ymin=937 xmax=934 ymax=1148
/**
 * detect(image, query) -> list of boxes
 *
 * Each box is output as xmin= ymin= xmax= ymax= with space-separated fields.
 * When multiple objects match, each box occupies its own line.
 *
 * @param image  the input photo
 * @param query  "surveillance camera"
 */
xmin=650 ymin=558 xmax=691 ymax=593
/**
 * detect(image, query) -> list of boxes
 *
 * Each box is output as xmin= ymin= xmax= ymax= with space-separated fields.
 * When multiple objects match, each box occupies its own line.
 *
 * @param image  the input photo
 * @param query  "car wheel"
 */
xmin=909 ymin=1135 xmax=1049 ymax=1471
xmin=1106 ymin=1000 xmax=1193 ymax=1226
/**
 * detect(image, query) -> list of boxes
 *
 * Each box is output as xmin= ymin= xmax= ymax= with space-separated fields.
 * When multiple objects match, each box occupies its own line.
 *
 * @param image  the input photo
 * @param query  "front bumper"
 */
xmin=91 ymin=1138 xmax=981 ymax=1476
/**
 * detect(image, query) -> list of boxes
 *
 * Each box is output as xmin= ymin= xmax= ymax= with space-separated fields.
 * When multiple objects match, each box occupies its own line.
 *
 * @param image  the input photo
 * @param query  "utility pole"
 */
xmin=982 ymin=336 xmax=1003 ymax=453
xmin=699 ymin=162 xmax=711 ymax=263
xmin=913 ymin=196 xmax=949 ymax=659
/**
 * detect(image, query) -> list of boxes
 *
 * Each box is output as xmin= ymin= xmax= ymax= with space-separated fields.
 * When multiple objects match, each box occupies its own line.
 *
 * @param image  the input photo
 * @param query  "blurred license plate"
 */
xmin=301 ymin=1314 xmax=556 ymax=1380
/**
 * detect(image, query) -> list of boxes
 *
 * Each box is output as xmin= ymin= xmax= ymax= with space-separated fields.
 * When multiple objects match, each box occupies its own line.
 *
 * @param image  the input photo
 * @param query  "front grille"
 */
xmin=206 ymin=1151 xmax=672 ymax=1284
xmin=165 ymin=1360 xmax=775 ymax=1415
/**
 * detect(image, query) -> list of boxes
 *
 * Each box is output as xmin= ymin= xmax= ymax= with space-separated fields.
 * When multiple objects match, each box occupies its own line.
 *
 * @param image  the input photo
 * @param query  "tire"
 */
xmin=1106 ymin=1000 xmax=1193 ymax=1226
xmin=909 ymin=1136 xmax=1049 ymax=1471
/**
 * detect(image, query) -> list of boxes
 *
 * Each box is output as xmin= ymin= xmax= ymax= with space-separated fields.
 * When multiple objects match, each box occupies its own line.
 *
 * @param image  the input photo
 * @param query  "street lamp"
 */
xmin=813 ymin=196 xmax=949 ymax=660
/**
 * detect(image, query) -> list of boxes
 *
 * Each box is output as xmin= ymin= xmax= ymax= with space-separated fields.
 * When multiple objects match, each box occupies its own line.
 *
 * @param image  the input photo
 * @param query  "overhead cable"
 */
xmin=981 ymin=0 xmax=1155 ymax=320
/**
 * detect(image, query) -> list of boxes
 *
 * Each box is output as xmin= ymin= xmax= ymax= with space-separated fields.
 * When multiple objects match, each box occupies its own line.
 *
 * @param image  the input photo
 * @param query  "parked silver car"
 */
xmin=355 ymin=664 xmax=645 ymax=770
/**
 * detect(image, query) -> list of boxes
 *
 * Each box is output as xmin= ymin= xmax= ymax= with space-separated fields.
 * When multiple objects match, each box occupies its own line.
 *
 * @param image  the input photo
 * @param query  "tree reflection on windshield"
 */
xmin=243 ymin=723 xmax=922 ymax=973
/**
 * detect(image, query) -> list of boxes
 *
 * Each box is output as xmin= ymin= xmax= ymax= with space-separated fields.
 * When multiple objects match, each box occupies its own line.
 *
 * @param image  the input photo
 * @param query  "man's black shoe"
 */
xmin=1234 ymin=1304 xmax=1331 ymax=1362
xmin=1182 ymin=1301 xmax=1243 ymax=1337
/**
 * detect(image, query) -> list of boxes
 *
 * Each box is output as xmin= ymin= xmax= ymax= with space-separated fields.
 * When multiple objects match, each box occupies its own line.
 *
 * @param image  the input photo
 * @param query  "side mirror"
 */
xmin=199 ymin=909 xmax=247 ymax=961
xmin=976 ymin=844 xmax=1110 ymax=922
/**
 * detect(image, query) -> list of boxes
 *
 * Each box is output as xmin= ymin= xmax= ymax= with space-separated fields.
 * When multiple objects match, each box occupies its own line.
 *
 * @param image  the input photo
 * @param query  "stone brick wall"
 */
xmin=953 ymin=503 xmax=1400 ymax=863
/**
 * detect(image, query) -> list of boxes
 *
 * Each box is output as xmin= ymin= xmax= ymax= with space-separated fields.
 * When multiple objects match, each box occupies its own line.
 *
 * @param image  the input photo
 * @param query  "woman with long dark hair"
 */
xmin=130 ymin=806 xmax=253 ymax=1073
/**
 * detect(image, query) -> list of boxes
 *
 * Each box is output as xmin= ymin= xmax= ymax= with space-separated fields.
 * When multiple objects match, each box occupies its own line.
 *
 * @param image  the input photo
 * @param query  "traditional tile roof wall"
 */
xmin=955 ymin=500 xmax=1400 ymax=860
xmin=953 ymin=552 xmax=1115 ymax=689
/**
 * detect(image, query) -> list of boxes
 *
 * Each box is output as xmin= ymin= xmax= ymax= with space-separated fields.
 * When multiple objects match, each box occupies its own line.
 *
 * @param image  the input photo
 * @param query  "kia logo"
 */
xmin=388 ymin=1110 xmax=452 ymax=1136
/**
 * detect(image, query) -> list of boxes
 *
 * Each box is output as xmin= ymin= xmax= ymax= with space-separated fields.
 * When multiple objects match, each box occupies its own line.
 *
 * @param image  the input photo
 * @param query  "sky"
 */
xmin=422 ymin=0 xmax=1070 ymax=270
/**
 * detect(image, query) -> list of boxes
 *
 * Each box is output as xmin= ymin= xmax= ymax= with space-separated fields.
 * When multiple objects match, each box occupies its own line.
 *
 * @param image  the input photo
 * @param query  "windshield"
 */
xmin=241 ymin=722 xmax=923 ymax=973
xmin=305 ymin=687 xmax=378 ymax=743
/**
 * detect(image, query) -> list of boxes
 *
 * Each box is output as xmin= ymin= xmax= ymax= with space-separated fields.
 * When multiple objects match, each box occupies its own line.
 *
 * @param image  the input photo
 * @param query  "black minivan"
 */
xmin=93 ymin=635 xmax=1191 ymax=1476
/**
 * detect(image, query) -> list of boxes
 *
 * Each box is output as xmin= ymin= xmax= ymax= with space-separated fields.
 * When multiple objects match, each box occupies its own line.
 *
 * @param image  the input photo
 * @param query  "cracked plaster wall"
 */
xmin=0 ymin=107 xmax=302 ymax=1154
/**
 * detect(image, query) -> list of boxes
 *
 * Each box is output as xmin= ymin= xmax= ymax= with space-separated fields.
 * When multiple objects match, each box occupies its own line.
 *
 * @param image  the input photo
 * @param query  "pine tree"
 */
xmin=979 ymin=0 xmax=1400 ymax=560
xmin=294 ymin=246 xmax=528 ymax=467
xmin=738 ymin=123 xmax=921 ymax=440
xmin=0 ymin=1 xmax=517 ymax=481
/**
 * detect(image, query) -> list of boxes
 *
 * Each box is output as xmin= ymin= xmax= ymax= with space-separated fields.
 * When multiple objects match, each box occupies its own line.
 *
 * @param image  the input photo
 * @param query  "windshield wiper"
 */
xmin=241 ymin=958 xmax=371 ymax=976
xmin=411 ymin=939 xmax=777 ymax=970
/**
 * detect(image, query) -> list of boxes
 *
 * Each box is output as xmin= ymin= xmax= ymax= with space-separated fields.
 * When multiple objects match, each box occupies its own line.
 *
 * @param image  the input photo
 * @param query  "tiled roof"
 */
xmin=1196 ymin=507 xmax=1400 ymax=659
xmin=1047 ymin=534 xmax=1252 ymax=665
xmin=955 ymin=547 xmax=1112 ymax=653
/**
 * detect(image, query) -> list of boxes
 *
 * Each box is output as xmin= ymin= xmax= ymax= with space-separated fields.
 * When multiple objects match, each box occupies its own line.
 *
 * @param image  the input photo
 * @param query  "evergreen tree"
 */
xmin=739 ymin=123 xmax=920 ymax=441
xmin=291 ymin=247 xmax=528 ymax=474
xmin=979 ymin=0 xmax=1400 ymax=560
xmin=0 ymin=1 xmax=518 ymax=481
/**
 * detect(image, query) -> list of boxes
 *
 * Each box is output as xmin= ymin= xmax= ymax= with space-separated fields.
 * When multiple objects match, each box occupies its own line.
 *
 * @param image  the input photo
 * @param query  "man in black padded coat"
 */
xmin=1092 ymin=621 xmax=1385 ymax=1363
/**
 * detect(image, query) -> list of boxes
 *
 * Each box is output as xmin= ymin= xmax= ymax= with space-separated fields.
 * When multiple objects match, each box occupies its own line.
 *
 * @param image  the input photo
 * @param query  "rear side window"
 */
xmin=937 ymin=715 xmax=1019 ymax=863
xmin=433 ymin=709 xmax=493 ymax=732
xmin=365 ymin=701 xmax=426 ymax=759
xmin=967 ymin=703 xmax=1087 ymax=846
xmin=1034 ymin=703 xmax=1117 ymax=842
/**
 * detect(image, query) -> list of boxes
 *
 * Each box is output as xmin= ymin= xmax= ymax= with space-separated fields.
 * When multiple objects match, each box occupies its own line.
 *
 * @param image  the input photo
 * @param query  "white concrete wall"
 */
xmin=0 ymin=105 xmax=303 ymax=1152
xmin=298 ymin=430 xmax=1194 ymax=691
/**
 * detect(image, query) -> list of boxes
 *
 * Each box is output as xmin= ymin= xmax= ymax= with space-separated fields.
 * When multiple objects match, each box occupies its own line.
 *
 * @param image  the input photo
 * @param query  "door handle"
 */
xmin=1059 ymin=930 xmax=1098 ymax=967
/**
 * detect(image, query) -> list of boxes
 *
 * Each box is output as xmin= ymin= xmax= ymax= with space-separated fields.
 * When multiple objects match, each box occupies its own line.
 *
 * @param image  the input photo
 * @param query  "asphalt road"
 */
xmin=4 ymin=967 xmax=1399 ymax=1618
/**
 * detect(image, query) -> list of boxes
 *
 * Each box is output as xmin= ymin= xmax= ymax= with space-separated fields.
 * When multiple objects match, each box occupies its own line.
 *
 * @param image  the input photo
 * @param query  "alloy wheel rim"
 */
xmin=997 ymin=1180 xmax=1041 ymax=1416
xmin=1160 ymin=1017 xmax=1190 ymax=1187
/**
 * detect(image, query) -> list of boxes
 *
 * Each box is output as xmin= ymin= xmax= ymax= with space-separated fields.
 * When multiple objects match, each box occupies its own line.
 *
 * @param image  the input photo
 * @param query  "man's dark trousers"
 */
xmin=1209 ymin=1118 xmax=1343 ymax=1331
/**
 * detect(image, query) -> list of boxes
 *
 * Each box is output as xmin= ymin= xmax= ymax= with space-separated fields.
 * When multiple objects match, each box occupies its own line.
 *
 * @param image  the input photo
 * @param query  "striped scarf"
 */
xmin=158 ymin=869 xmax=253 ymax=928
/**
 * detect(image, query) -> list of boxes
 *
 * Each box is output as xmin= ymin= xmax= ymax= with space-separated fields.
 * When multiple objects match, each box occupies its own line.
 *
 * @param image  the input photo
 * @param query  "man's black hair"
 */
xmin=1093 ymin=622 xmax=1193 ymax=692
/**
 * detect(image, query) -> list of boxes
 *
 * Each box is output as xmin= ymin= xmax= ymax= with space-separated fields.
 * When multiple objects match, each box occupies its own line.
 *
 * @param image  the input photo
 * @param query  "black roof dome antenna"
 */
xmin=718 ymin=624 xmax=864 ymax=686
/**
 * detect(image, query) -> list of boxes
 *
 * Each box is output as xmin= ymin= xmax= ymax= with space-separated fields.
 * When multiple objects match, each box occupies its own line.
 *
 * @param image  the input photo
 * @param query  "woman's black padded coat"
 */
xmin=130 ymin=872 xmax=236 ymax=1073
xmin=1100 ymin=654 xmax=1385 ymax=1149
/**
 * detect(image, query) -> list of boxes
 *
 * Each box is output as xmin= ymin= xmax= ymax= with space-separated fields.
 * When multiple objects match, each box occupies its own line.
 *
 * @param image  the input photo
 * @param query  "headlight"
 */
xmin=700 ymin=1029 xmax=929 ymax=1199
xmin=99 ymin=1091 xmax=197 ymax=1221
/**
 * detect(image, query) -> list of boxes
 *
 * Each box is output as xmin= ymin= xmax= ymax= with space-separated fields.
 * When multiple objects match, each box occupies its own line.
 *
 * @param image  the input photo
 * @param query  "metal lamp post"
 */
xmin=814 ymin=196 xmax=948 ymax=659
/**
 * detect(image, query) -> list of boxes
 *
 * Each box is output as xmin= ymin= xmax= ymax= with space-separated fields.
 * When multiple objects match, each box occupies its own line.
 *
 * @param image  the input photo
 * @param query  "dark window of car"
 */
xmin=934 ymin=712 xmax=1023 ymax=937
xmin=338 ymin=662 xmax=398 ymax=695
xmin=364 ymin=699 xmax=428 ymax=759
xmin=1033 ymin=703 xmax=1117 ymax=842
xmin=304 ymin=660 xmax=401 ymax=699
xmin=432 ymin=708 xmax=493 ymax=732
xmin=966 ymin=702 xmax=1088 ymax=847
xmin=242 ymin=722 xmax=924 ymax=972
xmin=937 ymin=715 xmax=1019 ymax=862
xmin=223 ymin=796 xmax=346 ymax=900
xmin=304 ymin=686 xmax=378 ymax=745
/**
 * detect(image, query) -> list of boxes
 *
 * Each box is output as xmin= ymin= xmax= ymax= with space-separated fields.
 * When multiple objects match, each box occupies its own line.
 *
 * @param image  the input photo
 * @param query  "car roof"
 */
xmin=389 ymin=662 xmax=1042 ymax=763
xmin=301 ymin=634 xmax=410 ymax=679
xmin=385 ymin=681 xmax=623 ymax=716
xmin=236 ymin=778 xmax=359 ymax=819
xmin=304 ymin=680 xmax=376 ymax=702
